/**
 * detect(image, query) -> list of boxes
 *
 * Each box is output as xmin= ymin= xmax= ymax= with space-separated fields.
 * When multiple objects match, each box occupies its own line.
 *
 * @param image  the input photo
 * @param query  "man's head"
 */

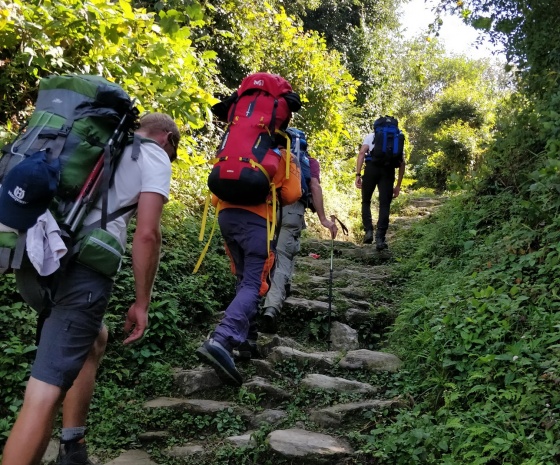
xmin=137 ymin=113 xmax=181 ymax=162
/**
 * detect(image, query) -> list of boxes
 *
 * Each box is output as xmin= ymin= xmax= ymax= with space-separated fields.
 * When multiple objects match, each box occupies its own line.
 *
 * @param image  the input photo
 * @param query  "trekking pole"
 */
xmin=62 ymin=154 xmax=104 ymax=232
xmin=326 ymin=215 xmax=335 ymax=351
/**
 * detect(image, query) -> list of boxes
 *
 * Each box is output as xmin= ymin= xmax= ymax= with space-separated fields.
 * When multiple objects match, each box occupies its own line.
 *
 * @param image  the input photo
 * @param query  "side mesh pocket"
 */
xmin=75 ymin=228 xmax=124 ymax=278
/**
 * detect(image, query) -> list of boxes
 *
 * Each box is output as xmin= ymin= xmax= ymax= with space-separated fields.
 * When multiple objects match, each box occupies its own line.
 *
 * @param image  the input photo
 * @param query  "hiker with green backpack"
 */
xmin=0 ymin=74 xmax=180 ymax=465
xmin=260 ymin=128 xmax=338 ymax=334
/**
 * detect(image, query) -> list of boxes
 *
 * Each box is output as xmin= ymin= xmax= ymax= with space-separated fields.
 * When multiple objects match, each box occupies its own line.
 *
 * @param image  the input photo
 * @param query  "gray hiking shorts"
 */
xmin=16 ymin=262 xmax=113 ymax=390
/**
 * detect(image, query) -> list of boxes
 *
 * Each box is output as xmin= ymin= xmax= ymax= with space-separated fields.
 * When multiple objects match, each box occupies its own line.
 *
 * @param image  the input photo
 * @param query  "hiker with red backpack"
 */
xmin=1 ymin=105 xmax=180 ymax=465
xmin=260 ymin=128 xmax=338 ymax=333
xmin=195 ymin=73 xmax=302 ymax=387
xmin=355 ymin=116 xmax=405 ymax=250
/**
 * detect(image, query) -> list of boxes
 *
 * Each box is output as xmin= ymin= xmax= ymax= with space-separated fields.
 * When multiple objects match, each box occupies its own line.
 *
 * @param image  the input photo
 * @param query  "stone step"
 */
xmin=267 ymin=346 xmax=402 ymax=373
xmin=244 ymin=376 xmax=292 ymax=407
xmin=301 ymin=373 xmax=377 ymax=395
xmin=267 ymin=428 xmax=353 ymax=464
xmin=173 ymin=367 xmax=222 ymax=397
xmin=143 ymin=397 xmax=251 ymax=420
xmin=310 ymin=399 xmax=397 ymax=427
xmin=283 ymin=296 xmax=334 ymax=314
xmin=104 ymin=450 xmax=157 ymax=465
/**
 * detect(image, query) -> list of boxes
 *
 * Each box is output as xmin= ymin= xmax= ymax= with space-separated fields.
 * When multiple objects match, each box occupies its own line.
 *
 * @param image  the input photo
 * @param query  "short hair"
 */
xmin=139 ymin=113 xmax=180 ymax=144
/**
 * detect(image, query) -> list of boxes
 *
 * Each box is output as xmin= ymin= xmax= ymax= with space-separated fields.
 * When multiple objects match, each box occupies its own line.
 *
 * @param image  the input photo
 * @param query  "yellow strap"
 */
xmin=247 ymin=158 xmax=271 ymax=183
xmin=193 ymin=201 xmax=221 ymax=274
xmin=265 ymin=184 xmax=278 ymax=257
xmin=198 ymin=191 xmax=211 ymax=241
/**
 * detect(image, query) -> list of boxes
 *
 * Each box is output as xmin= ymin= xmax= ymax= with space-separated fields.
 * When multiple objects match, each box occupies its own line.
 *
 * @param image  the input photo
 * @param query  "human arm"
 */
xmin=309 ymin=177 xmax=337 ymax=238
xmin=123 ymin=192 xmax=165 ymax=344
xmin=355 ymin=144 xmax=369 ymax=189
xmin=393 ymin=159 xmax=405 ymax=198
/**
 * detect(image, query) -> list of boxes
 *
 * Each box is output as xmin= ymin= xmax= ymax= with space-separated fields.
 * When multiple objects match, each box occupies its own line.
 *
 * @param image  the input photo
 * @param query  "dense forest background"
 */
xmin=1 ymin=0 xmax=559 ymax=463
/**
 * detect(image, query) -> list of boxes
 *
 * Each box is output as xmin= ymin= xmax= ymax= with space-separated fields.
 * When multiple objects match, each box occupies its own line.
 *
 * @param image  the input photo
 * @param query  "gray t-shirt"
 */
xmin=83 ymin=141 xmax=171 ymax=249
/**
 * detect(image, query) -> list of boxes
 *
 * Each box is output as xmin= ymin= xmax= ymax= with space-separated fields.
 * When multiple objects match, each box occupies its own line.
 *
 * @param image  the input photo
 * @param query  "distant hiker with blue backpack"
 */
xmin=195 ymin=73 xmax=302 ymax=387
xmin=260 ymin=127 xmax=338 ymax=333
xmin=355 ymin=116 xmax=405 ymax=250
xmin=0 ymin=75 xmax=180 ymax=465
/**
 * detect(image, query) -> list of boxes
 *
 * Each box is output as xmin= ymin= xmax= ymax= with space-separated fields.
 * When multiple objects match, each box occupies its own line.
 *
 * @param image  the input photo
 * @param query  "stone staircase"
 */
xmin=41 ymin=196 xmax=445 ymax=465
xmin=101 ymin=238 xmax=407 ymax=464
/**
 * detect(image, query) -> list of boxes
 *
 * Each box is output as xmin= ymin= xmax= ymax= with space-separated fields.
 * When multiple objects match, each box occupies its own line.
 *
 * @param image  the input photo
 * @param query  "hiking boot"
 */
xmin=56 ymin=441 xmax=94 ymax=465
xmin=375 ymin=235 xmax=388 ymax=251
xmin=233 ymin=339 xmax=260 ymax=361
xmin=260 ymin=307 xmax=278 ymax=333
xmin=363 ymin=230 xmax=374 ymax=244
xmin=196 ymin=339 xmax=243 ymax=387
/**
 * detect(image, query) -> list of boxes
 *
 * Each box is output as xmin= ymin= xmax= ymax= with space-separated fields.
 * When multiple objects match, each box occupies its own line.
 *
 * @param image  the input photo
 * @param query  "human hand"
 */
xmin=355 ymin=176 xmax=362 ymax=189
xmin=321 ymin=218 xmax=338 ymax=239
xmin=393 ymin=186 xmax=401 ymax=198
xmin=123 ymin=302 xmax=149 ymax=345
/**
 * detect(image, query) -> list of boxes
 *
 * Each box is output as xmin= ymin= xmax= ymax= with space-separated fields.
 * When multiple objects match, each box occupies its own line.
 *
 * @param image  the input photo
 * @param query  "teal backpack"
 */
xmin=0 ymin=74 xmax=139 ymax=276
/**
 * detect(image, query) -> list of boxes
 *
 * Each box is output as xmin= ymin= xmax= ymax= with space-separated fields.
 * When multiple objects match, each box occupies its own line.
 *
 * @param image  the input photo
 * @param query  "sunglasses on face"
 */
xmin=167 ymin=132 xmax=178 ymax=162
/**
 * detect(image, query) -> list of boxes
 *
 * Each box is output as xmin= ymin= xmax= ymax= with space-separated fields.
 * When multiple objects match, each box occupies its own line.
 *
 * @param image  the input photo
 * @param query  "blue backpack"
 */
xmin=367 ymin=116 xmax=405 ymax=168
xmin=285 ymin=127 xmax=314 ymax=211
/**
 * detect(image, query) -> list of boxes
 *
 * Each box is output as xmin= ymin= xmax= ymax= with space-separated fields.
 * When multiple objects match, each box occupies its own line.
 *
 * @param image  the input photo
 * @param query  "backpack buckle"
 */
xmin=58 ymin=125 xmax=71 ymax=137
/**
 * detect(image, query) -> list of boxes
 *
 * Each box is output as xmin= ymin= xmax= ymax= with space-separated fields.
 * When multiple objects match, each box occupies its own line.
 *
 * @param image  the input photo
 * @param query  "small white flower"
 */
xmin=513 ymin=356 xmax=519 ymax=361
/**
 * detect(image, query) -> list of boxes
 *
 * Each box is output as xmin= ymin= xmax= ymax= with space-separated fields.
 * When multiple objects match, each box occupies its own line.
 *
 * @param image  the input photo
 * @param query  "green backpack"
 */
xmin=0 ymin=74 xmax=139 ymax=276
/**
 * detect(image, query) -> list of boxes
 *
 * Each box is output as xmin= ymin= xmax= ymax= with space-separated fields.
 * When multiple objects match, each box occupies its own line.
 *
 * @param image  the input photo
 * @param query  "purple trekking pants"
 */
xmin=212 ymin=208 xmax=276 ymax=351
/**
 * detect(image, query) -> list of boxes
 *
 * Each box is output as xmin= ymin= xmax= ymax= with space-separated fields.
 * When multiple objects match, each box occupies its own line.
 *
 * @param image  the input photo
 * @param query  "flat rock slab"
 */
xmin=257 ymin=334 xmax=305 ymax=358
xmin=143 ymin=397 xmax=250 ymax=419
xmin=301 ymin=374 xmax=377 ymax=395
xmin=165 ymin=444 xmax=205 ymax=458
xmin=339 ymin=349 xmax=402 ymax=372
xmin=310 ymin=399 xmax=395 ymax=427
xmin=104 ymin=450 xmax=157 ymax=465
xmin=250 ymin=409 xmax=288 ymax=429
xmin=138 ymin=431 xmax=171 ymax=442
xmin=244 ymin=376 xmax=291 ymax=405
xmin=267 ymin=346 xmax=338 ymax=371
xmin=226 ymin=431 xmax=257 ymax=448
xmin=284 ymin=296 xmax=333 ymax=314
xmin=173 ymin=367 xmax=222 ymax=396
xmin=267 ymin=428 xmax=353 ymax=463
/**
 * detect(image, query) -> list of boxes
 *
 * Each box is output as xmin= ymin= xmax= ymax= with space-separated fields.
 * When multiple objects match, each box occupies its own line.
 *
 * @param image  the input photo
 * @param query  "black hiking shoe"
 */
xmin=196 ymin=339 xmax=243 ymax=387
xmin=375 ymin=236 xmax=388 ymax=251
xmin=233 ymin=339 xmax=260 ymax=361
xmin=260 ymin=307 xmax=278 ymax=333
xmin=56 ymin=441 xmax=94 ymax=465
xmin=363 ymin=230 xmax=374 ymax=244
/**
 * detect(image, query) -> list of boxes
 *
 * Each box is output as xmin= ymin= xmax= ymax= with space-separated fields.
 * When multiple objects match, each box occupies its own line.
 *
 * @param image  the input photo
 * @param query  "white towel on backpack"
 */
xmin=26 ymin=211 xmax=68 ymax=276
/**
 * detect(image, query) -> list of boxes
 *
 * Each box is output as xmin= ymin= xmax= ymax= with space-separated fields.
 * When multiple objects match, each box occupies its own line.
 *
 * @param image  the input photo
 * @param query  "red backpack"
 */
xmin=208 ymin=72 xmax=300 ymax=205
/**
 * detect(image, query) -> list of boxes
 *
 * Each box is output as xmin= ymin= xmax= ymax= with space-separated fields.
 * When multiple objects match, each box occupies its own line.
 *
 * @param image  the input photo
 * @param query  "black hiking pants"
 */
xmin=361 ymin=162 xmax=395 ymax=238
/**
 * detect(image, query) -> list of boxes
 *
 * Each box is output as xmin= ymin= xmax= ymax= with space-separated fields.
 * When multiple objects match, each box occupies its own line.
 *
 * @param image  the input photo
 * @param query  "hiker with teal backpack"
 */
xmin=260 ymin=128 xmax=338 ymax=333
xmin=194 ymin=73 xmax=302 ymax=387
xmin=0 ymin=74 xmax=180 ymax=465
xmin=355 ymin=116 xmax=405 ymax=250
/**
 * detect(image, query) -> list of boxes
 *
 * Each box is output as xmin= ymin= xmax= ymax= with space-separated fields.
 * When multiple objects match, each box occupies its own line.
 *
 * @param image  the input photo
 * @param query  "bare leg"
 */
xmin=1 ymin=377 xmax=65 ymax=465
xmin=61 ymin=326 xmax=108 ymax=428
